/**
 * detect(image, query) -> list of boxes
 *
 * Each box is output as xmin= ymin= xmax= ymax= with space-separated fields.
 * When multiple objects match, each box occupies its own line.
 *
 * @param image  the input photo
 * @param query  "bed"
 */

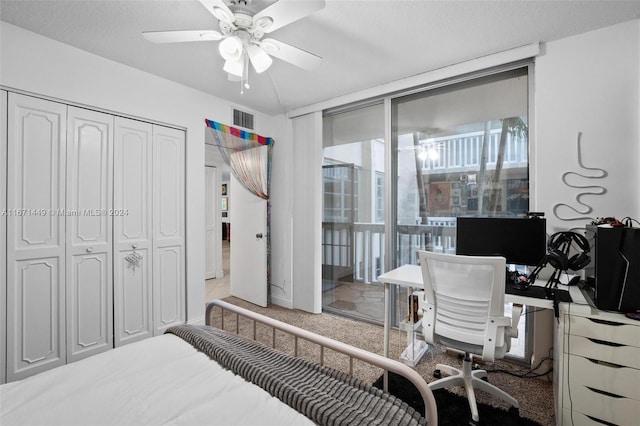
xmin=1 ymin=300 xmax=438 ymax=425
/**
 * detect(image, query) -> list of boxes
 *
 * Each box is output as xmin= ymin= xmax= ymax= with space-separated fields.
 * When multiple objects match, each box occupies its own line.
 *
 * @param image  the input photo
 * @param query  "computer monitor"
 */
xmin=456 ymin=217 xmax=547 ymax=266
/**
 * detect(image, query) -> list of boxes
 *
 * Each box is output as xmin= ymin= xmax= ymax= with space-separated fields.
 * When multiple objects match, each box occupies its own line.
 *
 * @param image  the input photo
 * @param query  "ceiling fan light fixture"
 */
xmin=223 ymin=57 xmax=244 ymax=77
xmin=219 ymin=36 xmax=242 ymax=61
xmin=247 ymin=44 xmax=272 ymax=73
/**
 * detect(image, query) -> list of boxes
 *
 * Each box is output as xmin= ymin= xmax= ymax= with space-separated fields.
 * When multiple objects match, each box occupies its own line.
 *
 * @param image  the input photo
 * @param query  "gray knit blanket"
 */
xmin=166 ymin=325 xmax=425 ymax=426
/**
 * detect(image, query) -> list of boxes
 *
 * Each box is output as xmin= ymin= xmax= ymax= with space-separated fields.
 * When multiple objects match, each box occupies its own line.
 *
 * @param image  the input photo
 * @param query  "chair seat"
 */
xmin=438 ymin=336 xmax=508 ymax=360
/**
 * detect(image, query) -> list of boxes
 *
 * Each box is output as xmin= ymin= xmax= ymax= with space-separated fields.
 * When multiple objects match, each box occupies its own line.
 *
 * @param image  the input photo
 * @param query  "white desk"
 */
xmin=378 ymin=264 xmax=622 ymax=423
xmin=377 ymin=264 xmax=587 ymax=358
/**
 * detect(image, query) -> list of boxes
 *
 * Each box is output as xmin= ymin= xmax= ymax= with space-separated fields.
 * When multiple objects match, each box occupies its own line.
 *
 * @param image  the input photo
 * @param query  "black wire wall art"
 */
xmin=552 ymin=132 xmax=608 ymax=223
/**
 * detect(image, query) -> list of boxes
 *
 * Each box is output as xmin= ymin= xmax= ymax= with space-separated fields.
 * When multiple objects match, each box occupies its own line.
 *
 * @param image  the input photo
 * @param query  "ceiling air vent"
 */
xmin=233 ymin=108 xmax=254 ymax=130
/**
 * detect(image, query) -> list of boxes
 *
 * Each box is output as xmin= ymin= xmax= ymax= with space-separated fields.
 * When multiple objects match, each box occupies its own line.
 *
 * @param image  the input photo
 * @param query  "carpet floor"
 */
xmin=211 ymin=296 xmax=556 ymax=426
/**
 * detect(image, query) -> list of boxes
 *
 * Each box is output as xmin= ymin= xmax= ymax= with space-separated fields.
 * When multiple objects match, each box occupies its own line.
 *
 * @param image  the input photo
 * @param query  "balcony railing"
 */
xmin=322 ymin=219 xmax=457 ymax=284
xmin=419 ymin=129 xmax=527 ymax=172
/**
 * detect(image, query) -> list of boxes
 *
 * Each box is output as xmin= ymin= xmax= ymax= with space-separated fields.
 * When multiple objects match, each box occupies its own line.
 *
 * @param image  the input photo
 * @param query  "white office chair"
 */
xmin=418 ymin=251 xmax=522 ymax=424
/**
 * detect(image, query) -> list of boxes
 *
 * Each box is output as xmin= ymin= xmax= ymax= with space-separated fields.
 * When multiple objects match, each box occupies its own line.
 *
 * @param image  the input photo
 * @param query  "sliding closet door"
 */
xmin=6 ymin=93 xmax=67 ymax=381
xmin=152 ymin=125 xmax=185 ymax=335
xmin=66 ymin=107 xmax=114 ymax=362
xmin=1 ymin=90 xmax=7 ymax=384
xmin=113 ymin=117 xmax=153 ymax=346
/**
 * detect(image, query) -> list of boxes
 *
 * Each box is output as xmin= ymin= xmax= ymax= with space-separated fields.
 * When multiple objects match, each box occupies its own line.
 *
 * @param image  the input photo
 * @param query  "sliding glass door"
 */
xmin=321 ymin=65 xmax=532 ymax=359
xmin=322 ymin=103 xmax=386 ymax=323
xmin=391 ymin=67 xmax=531 ymax=358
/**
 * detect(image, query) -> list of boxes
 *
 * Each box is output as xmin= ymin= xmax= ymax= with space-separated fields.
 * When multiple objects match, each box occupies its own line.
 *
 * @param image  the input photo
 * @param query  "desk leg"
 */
xmin=383 ymin=282 xmax=391 ymax=392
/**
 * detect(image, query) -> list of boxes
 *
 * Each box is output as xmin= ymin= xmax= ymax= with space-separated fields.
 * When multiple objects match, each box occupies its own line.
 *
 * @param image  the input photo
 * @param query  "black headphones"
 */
xmin=546 ymin=231 xmax=591 ymax=271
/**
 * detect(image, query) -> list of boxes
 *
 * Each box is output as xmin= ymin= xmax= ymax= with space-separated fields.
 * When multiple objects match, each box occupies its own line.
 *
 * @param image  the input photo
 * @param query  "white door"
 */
xmin=1 ymin=90 xmax=7 ymax=384
xmin=66 ymin=107 xmax=113 ymax=362
xmin=113 ymin=117 xmax=153 ymax=346
xmin=230 ymin=174 xmax=267 ymax=307
xmin=204 ymin=166 xmax=218 ymax=280
xmin=152 ymin=125 xmax=185 ymax=335
xmin=6 ymin=93 xmax=67 ymax=381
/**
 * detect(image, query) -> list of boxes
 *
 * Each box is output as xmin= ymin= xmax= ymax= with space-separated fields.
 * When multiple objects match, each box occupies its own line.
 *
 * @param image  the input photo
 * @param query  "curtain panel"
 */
xmin=205 ymin=119 xmax=274 ymax=200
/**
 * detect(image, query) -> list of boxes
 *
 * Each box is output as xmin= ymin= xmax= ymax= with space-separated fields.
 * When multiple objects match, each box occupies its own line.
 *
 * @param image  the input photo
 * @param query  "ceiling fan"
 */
xmin=143 ymin=0 xmax=325 ymax=93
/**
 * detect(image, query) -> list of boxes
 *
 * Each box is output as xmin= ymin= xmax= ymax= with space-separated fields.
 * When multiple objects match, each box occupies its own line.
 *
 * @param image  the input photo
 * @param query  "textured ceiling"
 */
xmin=2 ymin=0 xmax=640 ymax=116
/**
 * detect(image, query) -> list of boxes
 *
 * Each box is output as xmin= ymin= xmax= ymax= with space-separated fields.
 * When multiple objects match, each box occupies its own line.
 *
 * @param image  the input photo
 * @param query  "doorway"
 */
xmin=205 ymin=240 xmax=230 ymax=301
xmin=204 ymin=164 xmax=230 ymax=301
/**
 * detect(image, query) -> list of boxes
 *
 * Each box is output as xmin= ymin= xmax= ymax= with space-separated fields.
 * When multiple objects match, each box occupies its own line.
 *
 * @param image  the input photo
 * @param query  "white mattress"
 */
xmin=0 ymin=334 xmax=314 ymax=425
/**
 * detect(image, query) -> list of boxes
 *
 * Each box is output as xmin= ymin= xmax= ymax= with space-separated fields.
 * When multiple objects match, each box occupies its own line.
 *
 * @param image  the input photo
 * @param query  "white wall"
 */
xmin=0 ymin=22 xmax=282 ymax=324
xmin=531 ymin=18 xmax=640 ymax=368
xmin=268 ymin=115 xmax=295 ymax=308
xmin=535 ymin=19 xmax=640 ymax=233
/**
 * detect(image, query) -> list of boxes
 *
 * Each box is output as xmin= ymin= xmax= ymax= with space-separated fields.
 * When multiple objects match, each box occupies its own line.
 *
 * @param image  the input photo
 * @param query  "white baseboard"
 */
xmin=269 ymin=294 xmax=293 ymax=309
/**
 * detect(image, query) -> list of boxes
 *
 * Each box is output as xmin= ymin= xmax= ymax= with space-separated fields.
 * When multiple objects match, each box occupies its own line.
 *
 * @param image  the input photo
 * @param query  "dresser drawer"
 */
xmin=566 ymin=382 xmax=640 ymax=426
xmin=565 ymin=334 xmax=640 ymax=369
xmin=564 ymin=354 xmax=640 ymax=400
xmin=566 ymin=315 xmax=640 ymax=347
xmin=562 ymin=408 xmax=637 ymax=426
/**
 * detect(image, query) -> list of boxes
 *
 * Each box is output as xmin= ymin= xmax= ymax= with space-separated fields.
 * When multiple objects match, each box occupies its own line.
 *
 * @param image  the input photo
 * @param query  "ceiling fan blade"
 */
xmin=142 ymin=30 xmax=223 ymax=43
xmin=199 ymin=0 xmax=235 ymax=24
xmin=253 ymin=0 xmax=325 ymax=33
xmin=261 ymin=38 xmax=321 ymax=71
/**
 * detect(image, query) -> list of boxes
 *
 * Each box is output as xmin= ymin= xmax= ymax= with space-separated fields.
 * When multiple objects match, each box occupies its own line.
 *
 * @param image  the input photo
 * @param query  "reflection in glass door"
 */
xmin=392 ymin=67 xmax=531 ymax=358
xmin=322 ymin=103 xmax=386 ymax=323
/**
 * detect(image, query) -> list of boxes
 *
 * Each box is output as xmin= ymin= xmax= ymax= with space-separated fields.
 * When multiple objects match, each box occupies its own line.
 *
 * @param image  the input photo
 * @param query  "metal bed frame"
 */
xmin=205 ymin=300 xmax=438 ymax=424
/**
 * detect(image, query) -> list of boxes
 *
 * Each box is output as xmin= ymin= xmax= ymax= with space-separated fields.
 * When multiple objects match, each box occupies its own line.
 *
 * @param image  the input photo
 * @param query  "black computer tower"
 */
xmin=585 ymin=225 xmax=640 ymax=313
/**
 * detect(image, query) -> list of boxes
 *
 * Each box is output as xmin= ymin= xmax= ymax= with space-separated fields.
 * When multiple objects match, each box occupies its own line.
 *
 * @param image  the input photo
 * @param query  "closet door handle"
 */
xmin=86 ymin=247 xmax=93 ymax=253
xmin=256 ymin=233 xmax=263 ymax=239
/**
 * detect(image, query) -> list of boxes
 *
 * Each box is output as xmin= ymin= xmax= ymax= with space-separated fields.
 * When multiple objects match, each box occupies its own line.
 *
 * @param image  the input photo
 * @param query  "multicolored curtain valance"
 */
xmin=205 ymin=119 xmax=274 ymax=200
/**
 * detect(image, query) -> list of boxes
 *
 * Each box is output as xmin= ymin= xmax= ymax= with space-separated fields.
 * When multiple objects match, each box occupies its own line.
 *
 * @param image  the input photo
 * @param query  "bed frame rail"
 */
xmin=205 ymin=300 xmax=437 ymax=425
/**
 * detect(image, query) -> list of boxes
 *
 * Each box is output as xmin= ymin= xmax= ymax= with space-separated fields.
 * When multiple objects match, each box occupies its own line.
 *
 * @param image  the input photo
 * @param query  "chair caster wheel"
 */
xmin=480 ymin=376 xmax=488 ymax=382
xmin=433 ymin=369 xmax=441 ymax=379
xmin=468 ymin=419 xmax=479 ymax=426
xmin=508 ymin=406 xmax=520 ymax=417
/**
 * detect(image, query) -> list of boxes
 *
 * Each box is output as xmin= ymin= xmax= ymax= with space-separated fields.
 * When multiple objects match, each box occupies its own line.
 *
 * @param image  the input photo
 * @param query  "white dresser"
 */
xmin=556 ymin=298 xmax=640 ymax=426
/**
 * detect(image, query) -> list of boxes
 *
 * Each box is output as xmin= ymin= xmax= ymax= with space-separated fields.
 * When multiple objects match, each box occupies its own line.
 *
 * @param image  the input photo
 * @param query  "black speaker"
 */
xmin=585 ymin=226 xmax=640 ymax=313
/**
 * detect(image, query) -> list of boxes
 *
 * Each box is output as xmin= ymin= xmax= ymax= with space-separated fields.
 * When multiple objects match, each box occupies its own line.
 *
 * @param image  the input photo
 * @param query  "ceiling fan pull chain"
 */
xmin=242 ymin=51 xmax=250 ymax=93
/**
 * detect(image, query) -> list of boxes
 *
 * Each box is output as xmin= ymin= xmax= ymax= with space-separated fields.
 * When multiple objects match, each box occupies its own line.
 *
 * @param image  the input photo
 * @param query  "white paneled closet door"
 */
xmin=66 ymin=107 xmax=114 ymax=362
xmin=152 ymin=125 xmax=185 ymax=335
xmin=1 ymin=90 xmax=7 ymax=384
xmin=6 ymin=93 xmax=67 ymax=381
xmin=113 ymin=117 xmax=153 ymax=346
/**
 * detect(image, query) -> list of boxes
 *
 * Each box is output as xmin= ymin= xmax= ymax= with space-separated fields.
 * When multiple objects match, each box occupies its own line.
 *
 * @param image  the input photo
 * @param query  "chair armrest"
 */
xmin=509 ymin=303 xmax=523 ymax=338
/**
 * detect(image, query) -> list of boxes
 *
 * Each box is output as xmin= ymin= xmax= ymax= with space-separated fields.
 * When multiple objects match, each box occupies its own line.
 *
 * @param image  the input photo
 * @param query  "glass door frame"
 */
xmin=384 ymin=61 xmax=535 ymax=362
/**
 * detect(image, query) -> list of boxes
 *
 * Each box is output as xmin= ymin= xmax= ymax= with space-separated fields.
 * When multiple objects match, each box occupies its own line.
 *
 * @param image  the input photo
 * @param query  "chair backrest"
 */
xmin=418 ymin=251 xmax=509 ymax=361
